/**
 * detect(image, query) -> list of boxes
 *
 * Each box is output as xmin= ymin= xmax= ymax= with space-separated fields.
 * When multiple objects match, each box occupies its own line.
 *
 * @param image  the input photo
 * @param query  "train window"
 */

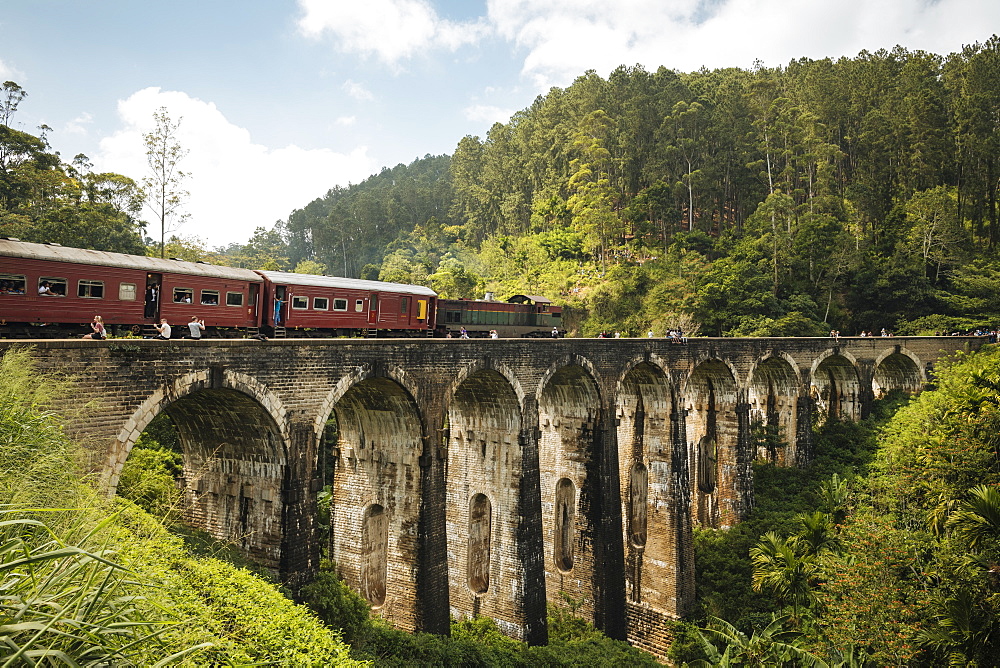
xmin=400 ymin=297 xmax=408 ymax=314
xmin=292 ymin=296 xmax=308 ymax=309
xmin=78 ymin=280 xmax=104 ymax=299
xmin=226 ymin=292 xmax=244 ymax=307
xmin=119 ymin=283 xmax=136 ymax=301
xmin=333 ymin=298 xmax=348 ymax=311
xmin=0 ymin=274 xmax=26 ymax=295
xmin=354 ymin=299 xmax=364 ymax=312
xmin=39 ymin=277 xmax=67 ymax=297
xmin=314 ymin=297 xmax=329 ymax=310
xmin=173 ymin=288 xmax=193 ymax=303
xmin=200 ymin=290 xmax=220 ymax=306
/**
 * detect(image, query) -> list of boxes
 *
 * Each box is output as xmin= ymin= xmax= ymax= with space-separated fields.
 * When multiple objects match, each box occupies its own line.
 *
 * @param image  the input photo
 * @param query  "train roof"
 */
xmin=0 ymin=238 xmax=263 ymax=282
xmin=256 ymin=270 xmax=437 ymax=297
xmin=507 ymin=294 xmax=553 ymax=304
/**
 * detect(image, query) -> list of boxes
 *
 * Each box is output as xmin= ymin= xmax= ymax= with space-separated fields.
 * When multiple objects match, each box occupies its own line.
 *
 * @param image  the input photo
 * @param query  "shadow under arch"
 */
xmin=810 ymin=351 xmax=862 ymax=422
xmin=446 ymin=365 xmax=544 ymax=643
xmin=747 ymin=354 xmax=801 ymax=466
xmin=873 ymin=347 xmax=925 ymax=397
xmin=536 ymin=362 xmax=601 ymax=624
xmin=326 ymin=374 xmax=424 ymax=632
xmin=683 ymin=358 xmax=740 ymax=528
xmin=616 ymin=359 xmax=692 ymax=621
xmin=112 ymin=369 xmax=291 ymax=571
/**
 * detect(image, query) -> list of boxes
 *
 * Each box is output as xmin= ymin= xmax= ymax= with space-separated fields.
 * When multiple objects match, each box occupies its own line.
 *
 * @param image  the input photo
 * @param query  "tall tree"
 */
xmin=143 ymin=108 xmax=190 ymax=258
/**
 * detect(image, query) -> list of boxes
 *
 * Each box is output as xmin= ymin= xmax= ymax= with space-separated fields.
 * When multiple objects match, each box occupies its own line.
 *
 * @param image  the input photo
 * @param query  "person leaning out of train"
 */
xmin=38 ymin=281 xmax=54 ymax=296
xmin=153 ymin=318 xmax=171 ymax=340
xmin=82 ymin=315 xmax=106 ymax=340
xmin=187 ymin=316 xmax=205 ymax=340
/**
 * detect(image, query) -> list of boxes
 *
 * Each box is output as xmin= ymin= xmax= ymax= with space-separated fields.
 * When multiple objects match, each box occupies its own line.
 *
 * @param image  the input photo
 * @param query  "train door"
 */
xmin=144 ymin=274 xmax=161 ymax=320
xmin=249 ymin=283 xmax=260 ymax=322
xmin=274 ymin=286 xmax=287 ymax=326
xmin=368 ymin=293 xmax=379 ymax=324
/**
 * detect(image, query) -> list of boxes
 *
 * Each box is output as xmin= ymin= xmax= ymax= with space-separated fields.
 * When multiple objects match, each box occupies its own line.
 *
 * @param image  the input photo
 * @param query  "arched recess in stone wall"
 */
xmin=537 ymin=362 xmax=600 ymax=623
xmin=446 ymin=366 xmax=528 ymax=638
xmin=872 ymin=348 xmax=924 ymax=398
xmin=747 ymin=355 xmax=801 ymax=466
xmin=684 ymin=359 xmax=739 ymax=528
xmin=327 ymin=376 xmax=423 ymax=632
xmin=616 ymin=361 xmax=689 ymax=622
xmin=110 ymin=371 xmax=289 ymax=571
xmin=810 ymin=353 xmax=862 ymax=422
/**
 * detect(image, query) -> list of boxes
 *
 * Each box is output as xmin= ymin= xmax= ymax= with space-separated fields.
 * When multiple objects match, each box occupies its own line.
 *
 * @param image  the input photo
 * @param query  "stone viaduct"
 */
xmin=1 ymin=336 xmax=979 ymax=658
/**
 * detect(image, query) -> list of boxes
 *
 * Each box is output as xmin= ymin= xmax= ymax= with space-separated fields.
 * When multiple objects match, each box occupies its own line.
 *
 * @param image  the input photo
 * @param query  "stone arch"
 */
xmin=445 ymin=366 xmax=528 ymax=637
xmin=108 ymin=369 xmax=289 ymax=490
xmin=536 ymin=362 xmax=601 ymax=621
xmin=111 ymin=369 xmax=290 ymax=570
xmin=327 ymin=374 xmax=423 ymax=631
xmin=314 ymin=363 xmax=423 ymax=439
xmin=873 ymin=347 xmax=925 ymax=397
xmin=683 ymin=359 xmax=740 ymax=528
xmin=810 ymin=351 xmax=863 ymax=422
xmin=747 ymin=354 xmax=801 ymax=466
xmin=616 ymin=359 xmax=691 ymax=620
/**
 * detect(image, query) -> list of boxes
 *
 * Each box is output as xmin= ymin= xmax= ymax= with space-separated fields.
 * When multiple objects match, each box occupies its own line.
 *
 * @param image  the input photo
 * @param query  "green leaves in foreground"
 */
xmin=0 ymin=514 xmax=210 ymax=667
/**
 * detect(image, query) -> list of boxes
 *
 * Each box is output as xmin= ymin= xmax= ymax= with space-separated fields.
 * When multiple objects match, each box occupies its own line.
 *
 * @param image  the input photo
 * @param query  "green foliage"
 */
xmin=0 ymin=513 xmax=209 ymax=667
xmin=300 ymin=563 xmax=658 ymax=666
xmin=116 ymin=447 xmax=183 ymax=521
xmin=299 ymin=563 xmax=372 ymax=645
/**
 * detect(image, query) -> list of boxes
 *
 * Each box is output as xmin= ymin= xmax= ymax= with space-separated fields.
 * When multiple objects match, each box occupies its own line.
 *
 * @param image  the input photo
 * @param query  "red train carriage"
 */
xmin=0 ymin=238 xmax=262 ymax=338
xmin=257 ymin=271 xmax=436 ymax=337
xmin=436 ymin=294 xmax=564 ymax=338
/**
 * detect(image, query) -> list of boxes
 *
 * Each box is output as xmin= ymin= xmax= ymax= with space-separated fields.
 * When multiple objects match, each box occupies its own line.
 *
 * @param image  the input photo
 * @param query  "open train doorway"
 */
xmin=144 ymin=273 xmax=161 ymax=320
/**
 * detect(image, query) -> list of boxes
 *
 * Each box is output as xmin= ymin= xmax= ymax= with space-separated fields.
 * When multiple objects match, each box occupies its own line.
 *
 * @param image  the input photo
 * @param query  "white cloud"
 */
xmin=463 ymin=104 xmax=514 ymax=125
xmin=485 ymin=0 xmax=1000 ymax=88
xmin=0 ymin=59 xmax=25 ymax=81
xmin=62 ymin=112 xmax=93 ymax=136
xmin=335 ymin=115 xmax=357 ymax=126
xmin=297 ymin=0 xmax=488 ymax=66
xmin=95 ymin=88 xmax=378 ymax=247
xmin=342 ymin=79 xmax=373 ymax=101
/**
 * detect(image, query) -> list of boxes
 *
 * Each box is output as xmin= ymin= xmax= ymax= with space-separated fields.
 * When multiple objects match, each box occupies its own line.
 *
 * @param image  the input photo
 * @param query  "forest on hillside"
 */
xmin=3 ymin=38 xmax=1000 ymax=336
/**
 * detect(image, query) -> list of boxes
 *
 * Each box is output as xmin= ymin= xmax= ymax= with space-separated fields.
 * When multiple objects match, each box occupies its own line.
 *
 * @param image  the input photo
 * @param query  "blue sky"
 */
xmin=2 ymin=0 xmax=997 ymax=247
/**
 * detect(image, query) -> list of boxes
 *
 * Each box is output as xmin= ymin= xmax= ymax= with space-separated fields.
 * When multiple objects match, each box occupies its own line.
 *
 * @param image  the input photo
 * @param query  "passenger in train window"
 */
xmin=38 ymin=281 xmax=54 ymax=296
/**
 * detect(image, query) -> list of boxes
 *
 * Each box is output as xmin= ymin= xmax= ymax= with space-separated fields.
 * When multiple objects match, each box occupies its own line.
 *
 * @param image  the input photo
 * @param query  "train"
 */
xmin=0 ymin=238 xmax=563 ymax=339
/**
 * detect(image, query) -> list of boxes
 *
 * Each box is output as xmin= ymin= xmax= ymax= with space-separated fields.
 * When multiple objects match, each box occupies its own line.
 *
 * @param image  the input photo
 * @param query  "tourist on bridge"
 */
xmin=188 ymin=316 xmax=205 ymax=340
xmin=153 ymin=318 xmax=171 ymax=340
xmin=82 ymin=315 xmax=105 ymax=340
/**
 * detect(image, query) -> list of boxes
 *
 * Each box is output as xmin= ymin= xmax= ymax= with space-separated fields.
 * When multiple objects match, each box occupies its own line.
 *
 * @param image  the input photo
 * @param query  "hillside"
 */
xmin=274 ymin=38 xmax=1000 ymax=336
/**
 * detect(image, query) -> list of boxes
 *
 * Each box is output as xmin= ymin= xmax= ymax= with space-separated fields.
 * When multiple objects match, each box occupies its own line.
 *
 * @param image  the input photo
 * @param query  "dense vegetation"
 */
xmin=673 ymin=348 xmax=1000 ymax=666
xmin=273 ymin=37 xmax=1000 ymax=336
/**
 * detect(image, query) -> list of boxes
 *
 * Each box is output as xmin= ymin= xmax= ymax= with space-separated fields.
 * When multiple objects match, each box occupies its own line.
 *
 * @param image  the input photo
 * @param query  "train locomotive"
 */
xmin=435 ymin=294 xmax=564 ymax=338
xmin=0 ymin=238 xmax=563 ymax=339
